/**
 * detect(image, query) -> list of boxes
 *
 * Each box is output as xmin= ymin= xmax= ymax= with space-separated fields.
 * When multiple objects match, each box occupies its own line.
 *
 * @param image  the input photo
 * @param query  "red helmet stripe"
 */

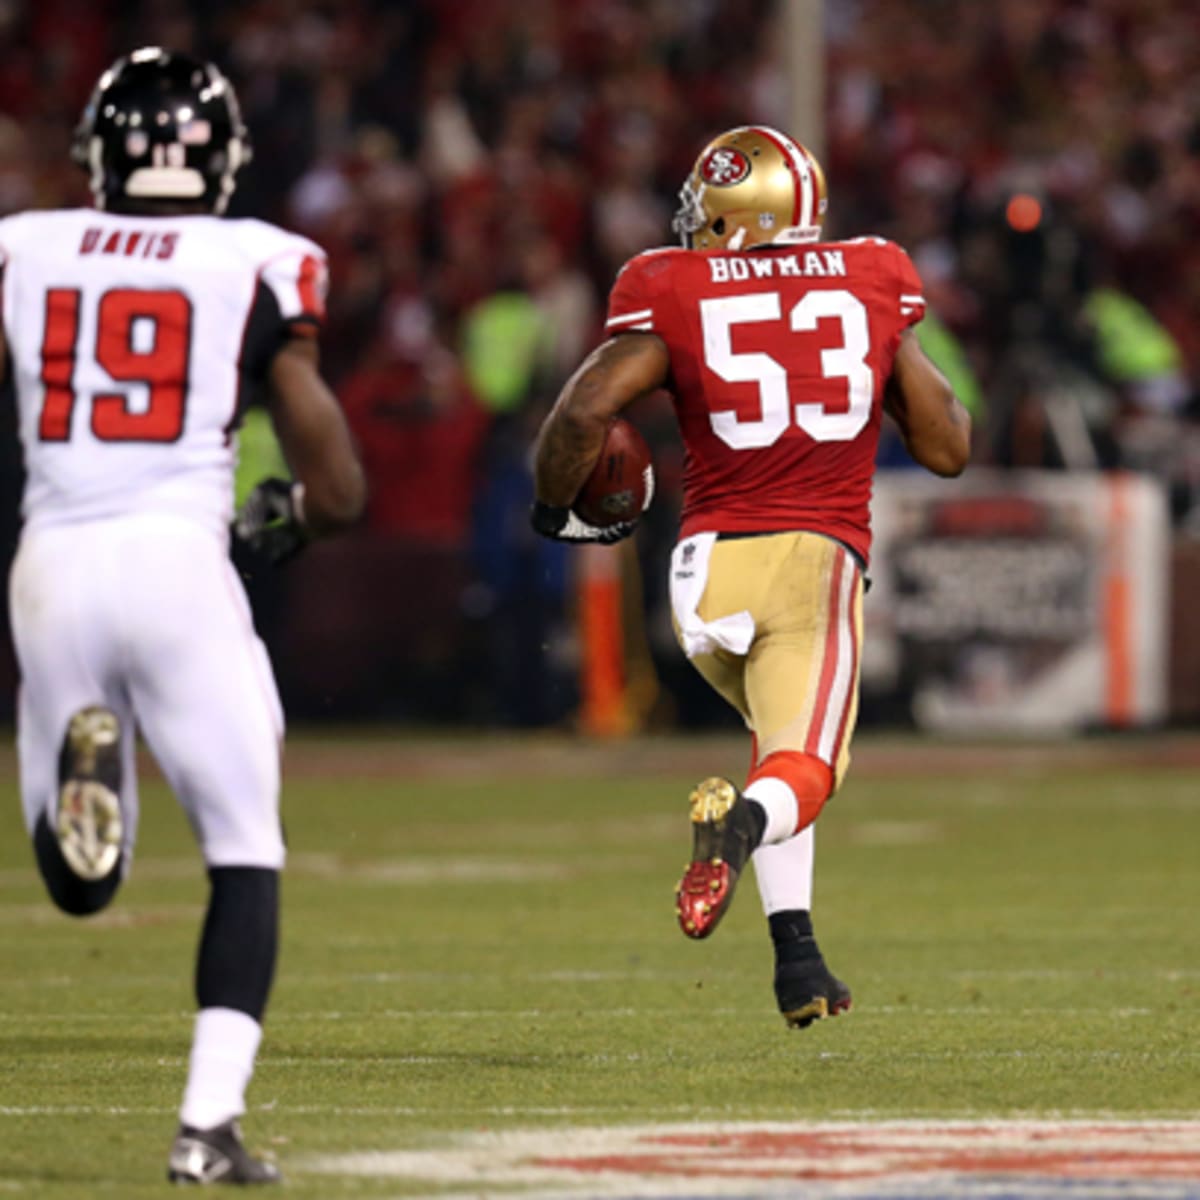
xmin=796 ymin=142 xmax=824 ymax=227
xmin=751 ymin=125 xmax=803 ymax=227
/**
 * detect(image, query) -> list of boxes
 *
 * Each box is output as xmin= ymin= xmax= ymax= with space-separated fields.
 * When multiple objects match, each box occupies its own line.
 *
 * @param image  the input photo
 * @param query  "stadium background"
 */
xmin=2 ymin=6 xmax=1199 ymax=1195
xmin=0 ymin=0 xmax=1197 ymax=733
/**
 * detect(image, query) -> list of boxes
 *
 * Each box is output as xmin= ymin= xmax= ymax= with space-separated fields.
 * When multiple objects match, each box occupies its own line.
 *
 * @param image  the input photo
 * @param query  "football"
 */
xmin=573 ymin=417 xmax=653 ymax=528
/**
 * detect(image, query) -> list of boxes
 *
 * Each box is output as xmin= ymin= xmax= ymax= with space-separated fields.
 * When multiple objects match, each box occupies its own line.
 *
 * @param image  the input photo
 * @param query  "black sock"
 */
xmin=32 ymin=811 xmax=123 ymax=916
xmin=769 ymin=909 xmax=821 ymax=964
xmin=744 ymin=798 xmax=768 ymax=846
xmin=196 ymin=867 xmax=278 ymax=1021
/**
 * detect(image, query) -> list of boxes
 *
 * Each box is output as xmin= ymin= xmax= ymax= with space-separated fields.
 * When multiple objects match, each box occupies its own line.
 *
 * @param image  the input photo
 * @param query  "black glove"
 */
xmin=233 ymin=478 xmax=308 ymax=565
xmin=529 ymin=500 xmax=637 ymax=545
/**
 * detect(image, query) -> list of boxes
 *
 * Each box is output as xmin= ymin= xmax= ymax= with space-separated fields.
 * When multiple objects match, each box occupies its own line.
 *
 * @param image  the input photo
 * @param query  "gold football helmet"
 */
xmin=672 ymin=125 xmax=827 ymax=251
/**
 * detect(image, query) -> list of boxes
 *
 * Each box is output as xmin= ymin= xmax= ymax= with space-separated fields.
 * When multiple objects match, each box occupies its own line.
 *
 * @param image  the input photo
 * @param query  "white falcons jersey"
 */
xmin=0 ymin=208 xmax=326 ymax=535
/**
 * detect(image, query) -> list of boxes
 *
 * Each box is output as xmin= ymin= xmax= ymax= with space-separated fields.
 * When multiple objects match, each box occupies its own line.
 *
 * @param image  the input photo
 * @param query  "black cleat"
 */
xmin=775 ymin=949 xmax=852 ymax=1029
xmin=56 ymin=706 xmax=123 ymax=881
xmin=168 ymin=1119 xmax=281 ymax=1185
xmin=675 ymin=777 xmax=763 ymax=939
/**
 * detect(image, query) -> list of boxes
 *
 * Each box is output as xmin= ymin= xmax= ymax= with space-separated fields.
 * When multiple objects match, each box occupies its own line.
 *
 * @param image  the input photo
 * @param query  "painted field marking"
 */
xmin=303 ymin=1120 xmax=1200 ymax=1198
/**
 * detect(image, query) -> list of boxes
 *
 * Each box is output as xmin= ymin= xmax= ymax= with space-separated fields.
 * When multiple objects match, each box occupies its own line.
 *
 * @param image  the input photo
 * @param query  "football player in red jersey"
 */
xmin=532 ymin=126 xmax=970 ymax=1027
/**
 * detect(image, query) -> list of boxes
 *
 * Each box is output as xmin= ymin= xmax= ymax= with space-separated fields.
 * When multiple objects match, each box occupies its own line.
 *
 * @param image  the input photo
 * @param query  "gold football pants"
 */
xmin=674 ymin=531 xmax=864 ymax=789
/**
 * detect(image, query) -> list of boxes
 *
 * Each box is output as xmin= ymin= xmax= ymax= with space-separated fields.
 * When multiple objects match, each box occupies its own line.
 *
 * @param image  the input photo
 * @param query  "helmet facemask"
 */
xmin=671 ymin=177 xmax=706 ymax=249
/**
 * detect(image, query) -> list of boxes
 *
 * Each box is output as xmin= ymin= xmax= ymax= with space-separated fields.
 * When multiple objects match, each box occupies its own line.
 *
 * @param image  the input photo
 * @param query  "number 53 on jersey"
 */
xmin=701 ymin=287 xmax=873 ymax=448
xmin=602 ymin=236 xmax=927 ymax=558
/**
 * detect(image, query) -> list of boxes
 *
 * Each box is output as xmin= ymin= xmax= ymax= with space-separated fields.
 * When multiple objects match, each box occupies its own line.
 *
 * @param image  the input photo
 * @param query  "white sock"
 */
xmin=179 ymin=1007 xmax=262 ymax=1131
xmin=751 ymin=825 xmax=815 ymax=914
xmin=744 ymin=776 xmax=799 ymax=844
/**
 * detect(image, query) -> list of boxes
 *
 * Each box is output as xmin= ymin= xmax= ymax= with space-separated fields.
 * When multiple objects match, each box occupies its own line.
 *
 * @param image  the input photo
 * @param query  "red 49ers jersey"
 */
xmin=0 ymin=208 xmax=326 ymax=536
xmin=605 ymin=238 xmax=925 ymax=564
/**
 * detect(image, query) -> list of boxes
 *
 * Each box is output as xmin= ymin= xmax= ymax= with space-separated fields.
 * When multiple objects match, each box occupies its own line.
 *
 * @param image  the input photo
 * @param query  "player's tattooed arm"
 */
xmin=533 ymin=332 xmax=669 ymax=506
xmin=884 ymin=329 xmax=972 ymax=477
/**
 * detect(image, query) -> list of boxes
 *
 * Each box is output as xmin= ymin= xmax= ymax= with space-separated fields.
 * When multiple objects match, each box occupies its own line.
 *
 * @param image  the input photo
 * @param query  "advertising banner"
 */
xmin=865 ymin=470 xmax=1169 ymax=733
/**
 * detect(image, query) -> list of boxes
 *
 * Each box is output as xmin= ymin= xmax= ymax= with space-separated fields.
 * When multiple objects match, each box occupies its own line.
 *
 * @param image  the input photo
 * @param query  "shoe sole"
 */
xmin=57 ymin=708 xmax=122 ymax=882
xmin=168 ymin=1127 xmax=282 ymax=1184
xmin=689 ymin=777 xmax=738 ymax=829
xmin=781 ymin=993 xmax=852 ymax=1029
xmin=675 ymin=778 xmax=742 ymax=940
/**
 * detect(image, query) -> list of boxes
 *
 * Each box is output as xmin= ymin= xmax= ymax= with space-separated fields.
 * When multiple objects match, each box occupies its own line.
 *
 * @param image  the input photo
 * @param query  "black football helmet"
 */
xmin=72 ymin=47 xmax=251 ymax=214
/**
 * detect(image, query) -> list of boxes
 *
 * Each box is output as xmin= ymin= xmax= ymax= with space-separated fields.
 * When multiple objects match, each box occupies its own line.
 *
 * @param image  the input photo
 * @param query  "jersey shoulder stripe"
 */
xmin=607 ymin=246 xmax=690 ymax=331
xmin=225 ymin=219 xmax=328 ymax=326
xmin=605 ymin=307 xmax=655 ymax=332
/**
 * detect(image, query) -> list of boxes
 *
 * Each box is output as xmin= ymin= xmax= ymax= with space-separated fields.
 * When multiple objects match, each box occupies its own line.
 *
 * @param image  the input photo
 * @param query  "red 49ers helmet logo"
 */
xmin=700 ymin=146 xmax=750 ymax=186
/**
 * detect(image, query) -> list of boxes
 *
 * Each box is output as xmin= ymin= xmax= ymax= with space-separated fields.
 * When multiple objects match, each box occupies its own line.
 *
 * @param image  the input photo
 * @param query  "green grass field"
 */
xmin=1 ymin=731 xmax=1198 ymax=1196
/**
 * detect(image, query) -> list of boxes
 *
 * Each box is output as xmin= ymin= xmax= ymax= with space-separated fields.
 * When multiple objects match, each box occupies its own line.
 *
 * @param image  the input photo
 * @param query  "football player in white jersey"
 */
xmin=0 ymin=48 xmax=365 ymax=1184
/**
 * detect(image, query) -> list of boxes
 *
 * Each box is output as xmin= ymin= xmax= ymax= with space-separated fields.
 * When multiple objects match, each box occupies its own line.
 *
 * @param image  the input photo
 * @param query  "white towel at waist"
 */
xmin=669 ymin=532 xmax=756 ymax=659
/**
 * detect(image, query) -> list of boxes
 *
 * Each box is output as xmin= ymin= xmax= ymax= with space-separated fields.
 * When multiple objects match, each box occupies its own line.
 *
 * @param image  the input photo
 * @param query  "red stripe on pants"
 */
xmin=804 ymin=550 xmax=845 ymax=758
xmin=829 ymin=574 xmax=860 ymax=767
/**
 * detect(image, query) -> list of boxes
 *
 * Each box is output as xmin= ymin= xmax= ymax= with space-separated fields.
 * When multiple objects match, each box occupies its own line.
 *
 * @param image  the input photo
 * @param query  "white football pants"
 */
xmin=9 ymin=513 xmax=285 ymax=870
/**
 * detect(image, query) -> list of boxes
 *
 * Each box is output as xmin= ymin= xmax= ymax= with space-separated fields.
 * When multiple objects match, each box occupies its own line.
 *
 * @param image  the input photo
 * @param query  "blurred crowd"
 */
xmin=828 ymin=0 xmax=1200 ymax=508
xmin=1 ymin=0 xmax=1198 ymax=721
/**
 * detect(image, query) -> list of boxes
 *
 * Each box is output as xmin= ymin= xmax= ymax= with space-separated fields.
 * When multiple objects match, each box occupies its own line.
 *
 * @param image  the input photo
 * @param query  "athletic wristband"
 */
xmin=530 ymin=500 xmax=569 ymax=537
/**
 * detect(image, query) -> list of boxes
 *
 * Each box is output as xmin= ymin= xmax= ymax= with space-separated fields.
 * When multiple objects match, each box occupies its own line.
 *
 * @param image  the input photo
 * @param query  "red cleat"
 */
xmin=675 ymin=777 xmax=760 ymax=939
